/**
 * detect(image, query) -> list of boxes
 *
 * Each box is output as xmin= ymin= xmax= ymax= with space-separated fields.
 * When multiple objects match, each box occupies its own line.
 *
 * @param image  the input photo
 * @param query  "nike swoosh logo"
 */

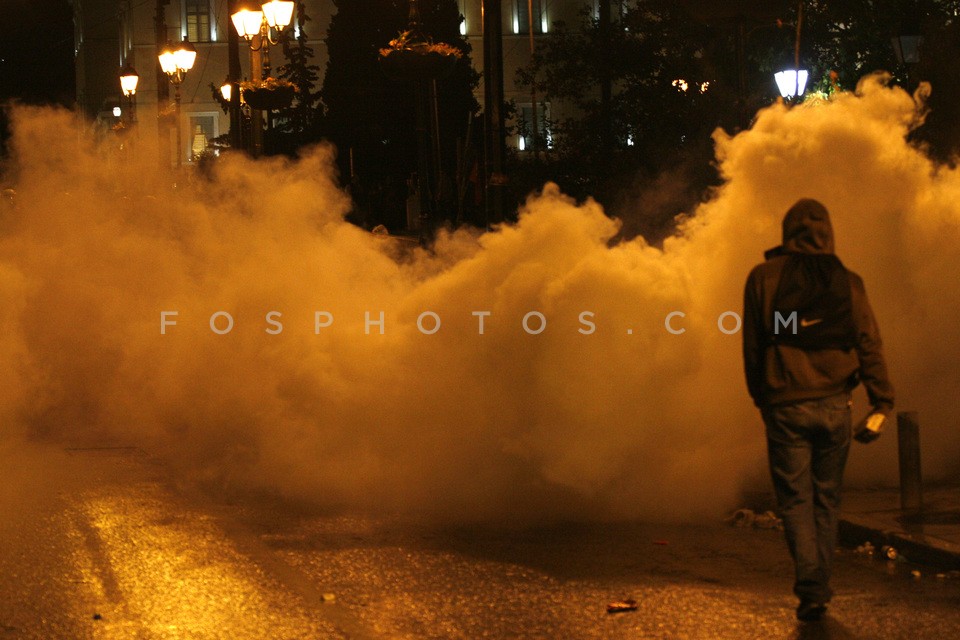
xmin=800 ymin=318 xmax=823 ymax=328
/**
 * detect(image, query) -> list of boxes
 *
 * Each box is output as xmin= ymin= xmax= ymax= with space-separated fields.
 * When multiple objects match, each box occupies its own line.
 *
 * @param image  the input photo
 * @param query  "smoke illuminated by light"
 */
xmin=0 ymin=74 xmax=957 ymax=523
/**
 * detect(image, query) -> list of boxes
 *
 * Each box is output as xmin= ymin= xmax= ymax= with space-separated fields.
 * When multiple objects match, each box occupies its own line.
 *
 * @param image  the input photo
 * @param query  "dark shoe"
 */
xmin=796 ymin=600 xmax=827 ymax=621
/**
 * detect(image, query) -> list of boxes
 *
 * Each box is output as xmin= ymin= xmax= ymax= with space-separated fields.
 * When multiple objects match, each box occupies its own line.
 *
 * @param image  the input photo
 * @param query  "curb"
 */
xmin=839 ymin=514 xmax=960 ymax=570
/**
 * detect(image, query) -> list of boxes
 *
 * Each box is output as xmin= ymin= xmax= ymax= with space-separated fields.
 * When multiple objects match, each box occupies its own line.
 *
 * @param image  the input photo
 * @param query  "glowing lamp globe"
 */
xmin=232 ymin=2 xmax=264 ymax=40
xmin=262 ymin=0 xmax=294 ymax=30
xmin=173 ymin=39 xmax=197 ymax=73
xmin=119 ymin=65 xmax=139 ymax=96
xmin=158 ymin=45 xmax=178 ymax=76
xmin=774 ymin=69 xmax=809 ymax=98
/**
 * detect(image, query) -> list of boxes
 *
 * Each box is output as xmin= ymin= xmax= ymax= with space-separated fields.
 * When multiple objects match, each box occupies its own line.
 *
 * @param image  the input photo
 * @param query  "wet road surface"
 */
xmin=2 ymin=446 xmax=959 ymax=639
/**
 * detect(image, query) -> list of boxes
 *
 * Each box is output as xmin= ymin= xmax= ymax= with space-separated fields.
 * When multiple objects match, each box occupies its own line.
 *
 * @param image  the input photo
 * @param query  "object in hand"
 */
xmin=854 ymin=412 xmax=885 ymax=443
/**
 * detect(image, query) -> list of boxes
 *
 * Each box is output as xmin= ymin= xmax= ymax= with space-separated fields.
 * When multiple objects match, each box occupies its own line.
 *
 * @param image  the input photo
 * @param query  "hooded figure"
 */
xmin=744 ymin=199 xmax=893 ymax=409
xmin=742 ymin=199 xmax=894 ymax=622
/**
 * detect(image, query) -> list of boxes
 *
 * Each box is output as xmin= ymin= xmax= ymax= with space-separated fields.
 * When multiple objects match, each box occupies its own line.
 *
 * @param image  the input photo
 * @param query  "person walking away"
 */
xmin=742 ymin=198 xmax=895 ymax=621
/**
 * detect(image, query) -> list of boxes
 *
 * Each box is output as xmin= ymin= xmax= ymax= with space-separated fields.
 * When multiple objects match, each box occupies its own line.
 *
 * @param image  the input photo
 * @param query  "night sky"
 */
xmin=0 ymin=0 xmax=75 ymax=104
xmin=0 ymin=0 xmax=75 ymax=152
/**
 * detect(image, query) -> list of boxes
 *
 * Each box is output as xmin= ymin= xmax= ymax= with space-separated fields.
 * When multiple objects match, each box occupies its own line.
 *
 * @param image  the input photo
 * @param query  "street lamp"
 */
xmin=231 ymin=1 xmax=294 ymax=156
xmin=232 ymin=0 xmax=295 ymax=50
xmin=119 ymin=64 xmax=139 ymax=126
xmin=774 ymin=69 xmax=809 ymax=98
xmin=892 ymin=34 xmax=922 ymax=65
xmin=893 ymin=26 xmax=922 ymax=66
xmin=775 ymin=0 xmax=808 ymax=99
xmin=158 ymin=39 xmax=197 ymax=169
xmin=220 ymin=79 xmax=232 ymax=103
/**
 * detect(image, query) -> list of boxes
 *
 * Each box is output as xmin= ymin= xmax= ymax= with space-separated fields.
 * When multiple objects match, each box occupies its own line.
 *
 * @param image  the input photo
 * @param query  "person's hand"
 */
xmin=854 ymin=412 xmax=886 ymax=444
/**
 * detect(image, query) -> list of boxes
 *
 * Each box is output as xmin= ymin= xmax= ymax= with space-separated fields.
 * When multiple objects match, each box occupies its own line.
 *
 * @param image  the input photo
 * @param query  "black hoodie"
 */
xmin=742 ymin=199 xmax=895 ymax=411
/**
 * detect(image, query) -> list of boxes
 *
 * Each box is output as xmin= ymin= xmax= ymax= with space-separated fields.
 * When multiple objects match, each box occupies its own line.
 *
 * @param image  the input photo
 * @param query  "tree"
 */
xmin=321 ymin=0 xmax=479 ymax=230
xmin=274 ymin=0 xmax=326 ymax=151
xmin=516 ymin=1 xmax=734 ymax=239
xmin=799 ymin=0 xmax=960 ymax=161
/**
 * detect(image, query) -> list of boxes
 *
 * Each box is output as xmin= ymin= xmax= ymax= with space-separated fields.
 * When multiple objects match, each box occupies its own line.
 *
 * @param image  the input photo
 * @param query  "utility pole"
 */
xmin=482 ymin=0 xmax=506 ymax=225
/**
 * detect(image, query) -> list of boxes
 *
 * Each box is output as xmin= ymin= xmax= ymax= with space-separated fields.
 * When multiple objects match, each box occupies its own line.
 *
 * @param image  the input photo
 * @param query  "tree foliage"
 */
xmin=516 ymin=1 xmax=734 ymax=239
xmin=321 ymin=0 xmax=479 ymax=229
xmin=275 ymin=0 xmax=325 ymax=148
xmin=514 ymin=0 xmax=960 ymax=237
xmin=799 ymin=0 xmax=960 ymax=161
xmin=521 ymin=2 xmax=731 ymax=162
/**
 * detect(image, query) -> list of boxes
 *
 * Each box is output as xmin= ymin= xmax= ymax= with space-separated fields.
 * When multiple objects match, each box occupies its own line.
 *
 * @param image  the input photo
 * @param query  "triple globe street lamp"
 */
xmin=231 ymin=0 xmax=295 ymax=47
xmin=227 ymin=0 xmax=296 ymax=156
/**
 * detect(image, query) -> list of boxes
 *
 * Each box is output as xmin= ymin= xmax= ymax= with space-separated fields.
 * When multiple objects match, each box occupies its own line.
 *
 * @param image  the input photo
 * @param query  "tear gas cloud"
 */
xmin=1 ymin=75 xmax=958 ymax=522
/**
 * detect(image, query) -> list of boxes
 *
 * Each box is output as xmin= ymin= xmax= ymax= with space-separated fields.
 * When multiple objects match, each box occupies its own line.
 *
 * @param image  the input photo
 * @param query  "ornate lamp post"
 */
xmin=158 ymin=39 xmax=197 ymax=169
xmin=119 ymin=65 xmax=139 ymax=127
xmin=231 ymin=0 xmax=295 ymax=156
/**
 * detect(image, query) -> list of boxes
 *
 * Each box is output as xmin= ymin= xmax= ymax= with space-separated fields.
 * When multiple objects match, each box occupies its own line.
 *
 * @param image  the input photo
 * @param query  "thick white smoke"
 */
xmin=0 ymin=75 xmax=957 ymax=522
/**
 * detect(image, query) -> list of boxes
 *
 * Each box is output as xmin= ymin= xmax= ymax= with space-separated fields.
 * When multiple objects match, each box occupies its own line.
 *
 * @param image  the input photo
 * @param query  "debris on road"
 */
xmin=653 ymin=540 xmax=669 ymax=546
xmin=881 ymin=545 xmax=898 ymax=561
xmin=727 ymin=508 xmax=755 ymax=528
xmin=321 ymin=593 xmax=337 ymax=603
xmin=606 ymin=599 xmax=638 ymax=614
xmin=753 ymin=511 xmax=783 ymax=529
xmin=725 ymin=508 xmax=783 ymax=531
xmin=855 ymin=541 xmax=875 ymax=555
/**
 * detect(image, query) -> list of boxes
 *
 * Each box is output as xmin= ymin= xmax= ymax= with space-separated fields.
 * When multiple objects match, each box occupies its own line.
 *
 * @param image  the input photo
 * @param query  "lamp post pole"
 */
xmin=155 ymin=0 xmax=171 ymax=168
xmin=159 ymin=39 xmax=197 ymax=171
xmin=227 ymin=0 xmax=243 ymax=150
xmin=231 ymin=1 xmax=296 ymax=157
xmin=119 ymin=65 xmax=139 ymax=129
xmin=774 ymin=2 xmax=808 ymax=100
xmin=793 ymin=0 xmax=803 ymax=98
xmin=251 ymin=47 xmax=264 ymax=156
xmin=174 ymin=83 xmax=183 ymax=169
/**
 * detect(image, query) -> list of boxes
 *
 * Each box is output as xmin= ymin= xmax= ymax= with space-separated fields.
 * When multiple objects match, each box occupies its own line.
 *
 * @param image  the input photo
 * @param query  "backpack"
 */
xmin=769 ymin=253 xmax=858 ymax=351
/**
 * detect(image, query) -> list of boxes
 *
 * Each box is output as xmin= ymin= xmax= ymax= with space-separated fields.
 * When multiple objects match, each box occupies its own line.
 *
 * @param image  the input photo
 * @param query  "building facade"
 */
xmin=72 ymin=1 xmax=606 ymax=165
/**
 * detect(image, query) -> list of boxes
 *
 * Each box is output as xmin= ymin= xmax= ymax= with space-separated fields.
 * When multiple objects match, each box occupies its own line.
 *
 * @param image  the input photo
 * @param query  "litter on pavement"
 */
xmin=606 ymin=599 xmax=638 ymax=614
xmin=725 ymin=508 xmax=784 ymax=530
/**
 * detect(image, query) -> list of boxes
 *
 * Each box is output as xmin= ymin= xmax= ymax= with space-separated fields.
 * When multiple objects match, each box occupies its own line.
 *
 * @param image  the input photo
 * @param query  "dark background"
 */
xmin=0 ymin=0 xmax=76 ymax=150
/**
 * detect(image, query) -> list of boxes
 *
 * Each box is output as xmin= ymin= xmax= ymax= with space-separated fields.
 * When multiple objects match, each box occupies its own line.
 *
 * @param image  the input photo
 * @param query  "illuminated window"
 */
xmin=188 ymin=114 xmax=217 ymax=161
xmin=517 ymin=102 xmax=551 ymax=150
xmin=596 ymin=1 xmax=631 ymax=21
xmin=185 ymin=0 xmax=211 ymax=43
xmin=514 ymin=0 xmax=544 ymax=35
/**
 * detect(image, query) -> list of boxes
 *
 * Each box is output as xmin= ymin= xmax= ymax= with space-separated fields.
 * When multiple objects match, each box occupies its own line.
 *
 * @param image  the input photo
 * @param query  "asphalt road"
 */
xmin=2 ymin=446 xmax=959 ymax=639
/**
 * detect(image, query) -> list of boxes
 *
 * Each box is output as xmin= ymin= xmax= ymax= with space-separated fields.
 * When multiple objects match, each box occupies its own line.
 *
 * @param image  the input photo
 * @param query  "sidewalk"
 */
xmin=839 ymin=484 xmax=960 ymax=569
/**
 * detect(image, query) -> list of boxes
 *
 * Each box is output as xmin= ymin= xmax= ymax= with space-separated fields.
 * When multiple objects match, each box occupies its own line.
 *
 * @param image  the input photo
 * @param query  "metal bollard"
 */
xmin=897 ymin=412 xmax=923 ymax=512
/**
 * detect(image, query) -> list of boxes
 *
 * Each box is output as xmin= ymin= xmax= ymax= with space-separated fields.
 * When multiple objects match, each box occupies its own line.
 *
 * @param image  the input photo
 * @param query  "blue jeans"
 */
xmin=762 ymin=393 xmax=852 ymax=603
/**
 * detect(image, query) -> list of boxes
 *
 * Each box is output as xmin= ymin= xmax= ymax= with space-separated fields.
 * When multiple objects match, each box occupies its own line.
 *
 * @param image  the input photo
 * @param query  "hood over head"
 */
xmin=780 ymin=198 xmax=834 ymax=254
